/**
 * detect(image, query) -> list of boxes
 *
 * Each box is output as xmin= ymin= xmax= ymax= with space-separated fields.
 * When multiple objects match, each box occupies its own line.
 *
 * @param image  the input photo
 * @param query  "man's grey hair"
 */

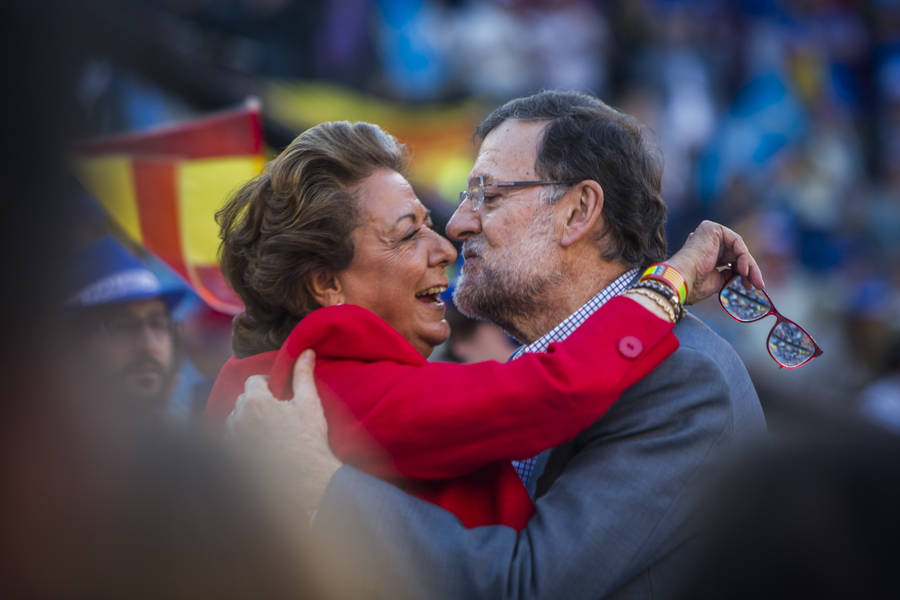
xmin=476 ymin=90 xmax=667 ymax=268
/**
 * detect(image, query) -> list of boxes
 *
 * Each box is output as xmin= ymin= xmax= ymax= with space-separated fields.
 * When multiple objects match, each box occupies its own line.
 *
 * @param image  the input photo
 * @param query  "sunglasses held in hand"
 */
xmin=719 ymin=275 xmax=823 ymax=369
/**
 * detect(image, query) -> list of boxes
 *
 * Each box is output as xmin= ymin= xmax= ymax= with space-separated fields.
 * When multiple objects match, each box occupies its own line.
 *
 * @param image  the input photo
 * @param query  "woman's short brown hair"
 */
xmin=217 ymin=121 xmax=407 ymax=357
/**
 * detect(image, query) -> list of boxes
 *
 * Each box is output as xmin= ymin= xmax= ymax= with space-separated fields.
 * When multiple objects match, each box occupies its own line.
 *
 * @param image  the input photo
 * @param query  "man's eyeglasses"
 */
xmin=719 ymin=275 xmax=823 ymax=369
xmin=98 ymin=312 xmax=174 ymax=341
xmin=458 ymin=176 xmax=576 ymax=211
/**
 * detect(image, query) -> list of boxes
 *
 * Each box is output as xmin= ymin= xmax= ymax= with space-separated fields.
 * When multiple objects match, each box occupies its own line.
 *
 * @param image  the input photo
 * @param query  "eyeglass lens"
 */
xmin=102 ymin=312 xmax=173 ymax=339
xmin=459 ymin=178 xmax=483 ymax=210
xmin=720 ymin=275 xmax=820 ymax=368
xmin=767 ymin=320 xmax=819 ymax=368
xmin=719 ymin=277 xmax=771 ymax=321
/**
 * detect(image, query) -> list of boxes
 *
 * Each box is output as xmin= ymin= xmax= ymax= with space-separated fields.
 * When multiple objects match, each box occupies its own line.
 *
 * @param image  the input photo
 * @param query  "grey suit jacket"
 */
xmin=314 ymin=313 xmax=765 ymax=599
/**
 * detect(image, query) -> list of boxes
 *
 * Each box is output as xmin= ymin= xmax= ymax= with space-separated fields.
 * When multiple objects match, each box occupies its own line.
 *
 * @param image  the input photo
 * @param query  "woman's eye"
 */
xmin=400 ymin=218 xmax=435 ymax=242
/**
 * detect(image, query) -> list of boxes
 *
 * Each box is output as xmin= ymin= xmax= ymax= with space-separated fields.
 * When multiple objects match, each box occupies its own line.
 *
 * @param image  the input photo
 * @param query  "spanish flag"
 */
xmin=71 ymin=102 xmax=264 ymax=315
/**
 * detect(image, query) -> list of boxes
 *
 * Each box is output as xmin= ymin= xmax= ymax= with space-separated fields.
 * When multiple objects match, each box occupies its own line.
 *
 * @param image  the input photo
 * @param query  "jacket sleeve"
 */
xmin=325 ymin=296 xmax=678 ymax=480
xmin=314 ymin=344 xmax=747 ymax=599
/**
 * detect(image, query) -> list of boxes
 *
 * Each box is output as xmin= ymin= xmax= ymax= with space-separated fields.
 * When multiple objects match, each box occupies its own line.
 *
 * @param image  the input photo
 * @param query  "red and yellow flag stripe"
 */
xmin=72 ymin=103 xmax=264 ymax=314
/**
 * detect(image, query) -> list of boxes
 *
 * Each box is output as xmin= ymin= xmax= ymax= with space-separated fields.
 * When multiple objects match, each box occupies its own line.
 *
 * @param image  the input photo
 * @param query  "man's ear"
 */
xmin=560 ymin=180 xmax=604 ymax=247
xmin=306 ymin=270 xmax=344 ymax=306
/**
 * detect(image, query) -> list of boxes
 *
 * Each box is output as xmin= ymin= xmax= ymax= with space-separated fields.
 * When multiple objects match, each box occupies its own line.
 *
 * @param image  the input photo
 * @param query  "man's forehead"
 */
xmin=470 ymin=119 xmax=548 ymax=180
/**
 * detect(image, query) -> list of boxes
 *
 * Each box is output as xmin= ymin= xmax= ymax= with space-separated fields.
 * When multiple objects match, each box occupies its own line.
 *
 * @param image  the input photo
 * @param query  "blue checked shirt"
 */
xmin=511 ymin=268 xmax=639 ymax=486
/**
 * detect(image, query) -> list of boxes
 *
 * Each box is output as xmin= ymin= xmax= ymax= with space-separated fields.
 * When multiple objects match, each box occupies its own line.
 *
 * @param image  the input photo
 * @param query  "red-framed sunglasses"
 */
xmin=719 ymin=275 xmax=823 ymax=369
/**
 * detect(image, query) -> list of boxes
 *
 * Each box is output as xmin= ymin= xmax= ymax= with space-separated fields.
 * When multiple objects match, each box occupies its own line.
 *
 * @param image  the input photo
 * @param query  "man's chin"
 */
xmin=121 ymin=375 xmax=169 ymax=407
xmin=451 ymin=277 xmax=483 ymax=320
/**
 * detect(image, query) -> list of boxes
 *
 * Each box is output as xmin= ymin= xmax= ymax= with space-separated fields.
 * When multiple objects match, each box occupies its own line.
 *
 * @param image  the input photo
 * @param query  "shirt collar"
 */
xmin=510 ymin=268 xmax=639 ymax=359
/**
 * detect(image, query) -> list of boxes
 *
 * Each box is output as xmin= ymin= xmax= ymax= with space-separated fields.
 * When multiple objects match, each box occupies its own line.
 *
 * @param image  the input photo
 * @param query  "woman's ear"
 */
xmin=560 ymin=180 xmax=604 ymax=248
xmin=306 ymin=270 xmax=344 ymax=306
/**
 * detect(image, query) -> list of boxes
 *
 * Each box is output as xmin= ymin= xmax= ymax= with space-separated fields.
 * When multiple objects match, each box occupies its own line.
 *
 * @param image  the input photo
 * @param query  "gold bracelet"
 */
xmin=630 ymin=288 xmax=676 ymax=322
xmin=632 ymin=280 xmax=685 ymax=321
xmin=624 ymin=287 xmax=676 ymax=323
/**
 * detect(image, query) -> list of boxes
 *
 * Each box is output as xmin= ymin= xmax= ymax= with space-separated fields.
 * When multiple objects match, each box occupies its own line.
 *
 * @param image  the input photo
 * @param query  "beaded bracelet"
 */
xmin=632 ymin=280 xmax=685 ymax=320
xmin=624 ymin=287 xmax=677 ymax=323
xmin=631 ymin=280 xmax=686 ymax=322
xmin=640 ymin=264 xmax=688 ymax=305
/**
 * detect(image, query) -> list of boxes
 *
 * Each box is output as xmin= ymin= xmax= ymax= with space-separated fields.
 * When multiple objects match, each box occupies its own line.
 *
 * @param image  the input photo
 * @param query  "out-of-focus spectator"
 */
xmin=674 ymin=412 xmax=900 ymax=599
xmin=62 ymin=235 xmax=186 ymax=416
xmin=859 ymin=336 xmax=900 ymax=433
xmin=442 ymin=300 xmax=518 ymax=364
xmin=170 ymin=302 xmax=235 ymax=420
xmin=4 ymin=412 xmax=330 ymax=599
xmin=452 ymin=0 xmax=607 ymax=100
xmin=373 ymin=0 xmax=454 ymax=100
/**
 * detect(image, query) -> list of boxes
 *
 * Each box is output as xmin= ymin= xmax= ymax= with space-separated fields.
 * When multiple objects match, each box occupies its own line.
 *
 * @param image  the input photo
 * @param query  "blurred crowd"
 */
xmin=71 ymin=0 xmax=900 ymax=428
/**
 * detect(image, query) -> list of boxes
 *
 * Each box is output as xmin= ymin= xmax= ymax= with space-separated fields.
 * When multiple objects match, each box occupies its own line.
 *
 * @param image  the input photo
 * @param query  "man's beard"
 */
xmin=115 ymin=357 xmax=175 ymax=409
xmin=453 ymin=213 xmax=562 ymax=340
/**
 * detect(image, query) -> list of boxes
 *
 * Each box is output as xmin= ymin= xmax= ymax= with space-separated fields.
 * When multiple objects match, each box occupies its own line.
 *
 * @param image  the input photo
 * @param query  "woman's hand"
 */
xmin=665 ymin=220 xmax=765 ymax=305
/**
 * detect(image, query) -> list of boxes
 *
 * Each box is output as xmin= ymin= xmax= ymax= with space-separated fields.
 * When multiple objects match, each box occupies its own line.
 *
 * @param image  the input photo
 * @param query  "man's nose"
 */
xmin=136 ymin=321 xmax=172 ymax=352
xmin=446 ymin=199 xmax=481 ymax=242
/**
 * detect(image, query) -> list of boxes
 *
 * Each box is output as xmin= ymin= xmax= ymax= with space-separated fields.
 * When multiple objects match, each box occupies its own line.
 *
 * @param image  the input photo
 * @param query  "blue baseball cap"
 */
xmin=64 ymin=235 xmax=186 ymax=311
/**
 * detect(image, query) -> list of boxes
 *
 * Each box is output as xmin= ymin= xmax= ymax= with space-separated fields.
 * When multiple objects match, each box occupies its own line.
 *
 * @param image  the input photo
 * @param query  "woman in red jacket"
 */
xmin=207 ymin=121 xmax=761 ymax=530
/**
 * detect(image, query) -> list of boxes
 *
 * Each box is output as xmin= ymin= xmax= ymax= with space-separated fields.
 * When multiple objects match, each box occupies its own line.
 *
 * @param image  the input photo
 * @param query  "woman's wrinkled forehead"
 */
xmin=353 ymin=169 xmax=428 ymax=230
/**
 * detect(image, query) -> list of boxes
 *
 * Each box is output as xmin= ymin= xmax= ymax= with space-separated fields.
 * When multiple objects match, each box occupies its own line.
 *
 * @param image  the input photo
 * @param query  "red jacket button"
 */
xmin=618 ymin=335 xmax=643 ymax=358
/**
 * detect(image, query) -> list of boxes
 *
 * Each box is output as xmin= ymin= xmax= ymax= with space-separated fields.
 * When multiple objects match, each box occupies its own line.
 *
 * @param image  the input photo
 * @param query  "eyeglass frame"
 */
xmin=458 ymin=176 xmax=578 ymax=212
xmin=718 ymin=275 xmax=823 ymax=369
xmin=80 ymin=305 xmax=176 ymax=342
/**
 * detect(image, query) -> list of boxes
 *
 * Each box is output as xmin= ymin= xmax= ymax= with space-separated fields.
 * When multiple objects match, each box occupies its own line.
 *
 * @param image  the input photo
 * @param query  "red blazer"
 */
xmin=207 ymin=296 xmax=678 ymax=530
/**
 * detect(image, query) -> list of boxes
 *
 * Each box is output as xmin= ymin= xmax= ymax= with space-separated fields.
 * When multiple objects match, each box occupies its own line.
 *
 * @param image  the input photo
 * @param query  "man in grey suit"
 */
xmin=233 ymin=91 xmax=766 ymax=599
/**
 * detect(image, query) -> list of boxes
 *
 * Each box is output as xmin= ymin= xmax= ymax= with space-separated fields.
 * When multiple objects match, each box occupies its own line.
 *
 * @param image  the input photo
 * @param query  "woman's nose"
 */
xmin=429 ymin=230 xmax=458 ymax=267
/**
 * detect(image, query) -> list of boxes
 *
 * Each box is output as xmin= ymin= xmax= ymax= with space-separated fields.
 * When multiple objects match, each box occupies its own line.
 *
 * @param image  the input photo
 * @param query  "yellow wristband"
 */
xmin=640 ymin=264 xmax=687 ymax=304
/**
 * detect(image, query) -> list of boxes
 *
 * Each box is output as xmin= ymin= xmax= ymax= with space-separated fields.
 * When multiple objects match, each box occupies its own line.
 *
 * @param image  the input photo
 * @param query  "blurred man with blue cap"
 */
xmin=65 ymin=235 xmax=186 ymax=413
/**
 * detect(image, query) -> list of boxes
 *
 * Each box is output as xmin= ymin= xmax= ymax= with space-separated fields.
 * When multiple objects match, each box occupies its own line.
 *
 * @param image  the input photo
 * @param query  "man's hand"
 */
xmin=227 ymin=349 xmax=341 ymax=514
xmin=666 ymin=220 xmax=765 ymax=305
